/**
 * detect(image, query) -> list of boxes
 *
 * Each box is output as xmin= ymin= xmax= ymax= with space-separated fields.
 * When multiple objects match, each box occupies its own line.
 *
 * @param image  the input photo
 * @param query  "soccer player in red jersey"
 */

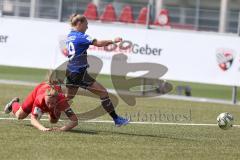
xmin=4 ymin=82 xmax=78 ymax=132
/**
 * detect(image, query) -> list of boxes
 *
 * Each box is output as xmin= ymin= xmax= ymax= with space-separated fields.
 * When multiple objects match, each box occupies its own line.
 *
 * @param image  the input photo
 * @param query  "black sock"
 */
xmin=101 ymin=97 xmax=118 ymax=119
xmin=109 ymin=111 xmax=118 ymax=119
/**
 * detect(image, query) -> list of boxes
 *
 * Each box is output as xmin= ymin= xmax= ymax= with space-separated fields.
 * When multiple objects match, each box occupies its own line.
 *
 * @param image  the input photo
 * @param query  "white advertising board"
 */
xmin=0 ymin=18 xmax=240 ymax=86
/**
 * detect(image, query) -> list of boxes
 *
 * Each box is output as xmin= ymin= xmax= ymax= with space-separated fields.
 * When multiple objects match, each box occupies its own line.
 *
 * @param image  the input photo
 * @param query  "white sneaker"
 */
xmin=4 ymin=97 xmax=20 ymax=114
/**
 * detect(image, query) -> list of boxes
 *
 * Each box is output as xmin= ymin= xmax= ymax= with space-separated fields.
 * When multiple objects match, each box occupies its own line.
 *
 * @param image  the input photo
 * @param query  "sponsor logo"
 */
xmin=0 ymin=35 xmax=8 ymax=43
xmin=216 ymin=49 xmax=235 ymax=71
xmin=59 ymin=36 xmax=163 ymax=57
xmin=132 ymin=44 xmax=162 ymax=56
xmin=89 ymin=40 xmax=163 ymax=56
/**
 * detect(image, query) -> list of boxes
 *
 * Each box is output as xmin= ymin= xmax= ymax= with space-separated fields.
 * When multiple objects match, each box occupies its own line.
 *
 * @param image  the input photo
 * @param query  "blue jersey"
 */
xmin=66 ymin=30 xmax=94 ymax=73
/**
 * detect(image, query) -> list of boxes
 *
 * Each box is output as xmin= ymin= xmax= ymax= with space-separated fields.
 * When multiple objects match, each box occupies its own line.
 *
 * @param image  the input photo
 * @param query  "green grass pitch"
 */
xmin=0 ymin=83 xmax=240 ymax=160
xmin=0 ymin=65 xmax=239 ymax=100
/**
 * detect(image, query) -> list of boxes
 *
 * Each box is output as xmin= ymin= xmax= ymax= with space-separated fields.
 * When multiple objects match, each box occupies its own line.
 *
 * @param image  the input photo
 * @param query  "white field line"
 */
xmin=0 ymin=117 xmax=240 ymax=128
xmin=0 ymin=80 xmax=239 ymax=127
xmin=0 ymin=79 xmax=37 ymax=86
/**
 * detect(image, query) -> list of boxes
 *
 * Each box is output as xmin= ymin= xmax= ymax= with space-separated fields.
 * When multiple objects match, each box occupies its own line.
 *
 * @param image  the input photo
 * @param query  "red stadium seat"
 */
xmin=154 ymin=9 xmax=170 ymax=26
xmin=100 ymin=4 xmax=117 ymax=22
xmin=119 ymin=5 xmax=134 ymax=23
xmin=83 ymin=3 xmax=98 ymax=20
xmin=136 ymin=7 xmax=148 ymax=24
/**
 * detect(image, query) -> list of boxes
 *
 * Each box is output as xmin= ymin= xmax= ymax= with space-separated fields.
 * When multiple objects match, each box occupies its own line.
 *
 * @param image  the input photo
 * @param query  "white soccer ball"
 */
xmin=217 ymin=112 xmax=234 ymax=130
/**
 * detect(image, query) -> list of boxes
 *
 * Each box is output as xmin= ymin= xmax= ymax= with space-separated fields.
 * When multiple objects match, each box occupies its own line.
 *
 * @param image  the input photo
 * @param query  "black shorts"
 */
xmin=66 ymin=69 xmax=95 ymax=89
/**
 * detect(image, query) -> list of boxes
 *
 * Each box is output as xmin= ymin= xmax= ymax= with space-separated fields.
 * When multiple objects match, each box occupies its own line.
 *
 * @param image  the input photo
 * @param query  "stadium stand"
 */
xmin=1 ymin=1 xmax=236 ymax=32
xmin=99 ymin=3 xmax=117 ymax=22
xmin=83 ymin=3 xmax=98 ymax=20
xmin=136 ymin=7 xmax=148 ymax=24
xmin=154 ymin=9 xmax=170 ymax=26
xmin=119 ymin=5 xmax=134 ymax=23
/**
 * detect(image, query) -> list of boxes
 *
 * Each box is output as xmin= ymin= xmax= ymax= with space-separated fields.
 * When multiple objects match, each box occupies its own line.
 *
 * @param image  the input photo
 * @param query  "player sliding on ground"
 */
xmin=65 ymin=14 xmax=129 ymax=126
xmin=3 ymin=82 xmax=78 ymax=132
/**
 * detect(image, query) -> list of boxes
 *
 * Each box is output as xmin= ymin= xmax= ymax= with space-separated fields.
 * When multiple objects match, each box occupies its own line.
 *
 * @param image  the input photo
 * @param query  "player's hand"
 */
xmin=114 ymin=37 xmax=123 ymax=43
xmin=40 ymin=127 xmax=52 ymax=132
xmin=51 ymin=127 xmax=62 ymax=132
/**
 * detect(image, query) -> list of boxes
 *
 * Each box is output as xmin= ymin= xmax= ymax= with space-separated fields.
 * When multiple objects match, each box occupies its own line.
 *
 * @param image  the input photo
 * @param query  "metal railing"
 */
xmin=0 ymin=0 xmax=240 ymax=34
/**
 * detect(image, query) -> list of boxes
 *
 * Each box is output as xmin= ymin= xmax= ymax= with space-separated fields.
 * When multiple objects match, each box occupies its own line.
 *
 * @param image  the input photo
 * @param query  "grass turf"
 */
xmin=0 ymin=84 xmax=240 ymax=160
xmin=0 ymin=65 xmax=239 ymax=100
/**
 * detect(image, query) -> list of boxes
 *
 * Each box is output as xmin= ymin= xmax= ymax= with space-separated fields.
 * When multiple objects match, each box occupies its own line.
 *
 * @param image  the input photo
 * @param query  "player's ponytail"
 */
xmin=70 ymin=13 xmax=78 ymax=24
xmin=70 ymin=13 xmax=86 ymax=27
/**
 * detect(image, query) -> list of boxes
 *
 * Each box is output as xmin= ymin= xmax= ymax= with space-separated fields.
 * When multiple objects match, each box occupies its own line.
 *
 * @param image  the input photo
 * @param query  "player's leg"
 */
xmin=13 ymin=85 xmax=40 ymax=119
xmin=13 ymin=103 xmax=29 ymax=120
xmin=15 ymin=92 xmax=36 ymax=119
xmin=87 ymin=81 xmax=115 ymax=112
xmin=85 ymin=74 xmax=129 ymax=127
xmin=4 ymin=97 xmax=19 ymax=114
xmin=14 ymin=96 xmax=35 ymax=119
xmin=65 ymin=86 xmax=79 ymax=100
xmin=65 ymin=70 xmax=80 ymax=100
xmin=87 ymin=81 xmax=108 ymax=99
xmin=66 ymin=69 xmax=129 ymax=126
xmin=4 ymin=97 xmax=29 ymax=119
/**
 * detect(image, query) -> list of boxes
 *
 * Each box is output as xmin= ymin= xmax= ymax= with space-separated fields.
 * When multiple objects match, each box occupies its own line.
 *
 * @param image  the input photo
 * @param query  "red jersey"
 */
xmin=31 ymin=93 xmax=69 ymax=119
xmin=21 ymin=82 xmax=70 ymax=118
xmin=29 ymin=82 xmax=62 ymax=100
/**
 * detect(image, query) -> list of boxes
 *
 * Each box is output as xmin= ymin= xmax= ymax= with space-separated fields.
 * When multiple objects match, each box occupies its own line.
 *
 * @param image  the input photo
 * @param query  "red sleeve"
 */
xmin=31 ymin=95 xmax=44 ymax=119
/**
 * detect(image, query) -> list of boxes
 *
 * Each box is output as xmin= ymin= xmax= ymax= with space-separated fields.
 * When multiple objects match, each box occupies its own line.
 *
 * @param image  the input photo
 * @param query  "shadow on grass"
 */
xmin=23 ymin=123 xmax=198 ymax=141
xmin=23 ymin=124 xmax=98 ymax=135
xmin=69 ymin=129 xmax=98 ymax=135
xmin=70 ymin=128 xmax=198 ymax=142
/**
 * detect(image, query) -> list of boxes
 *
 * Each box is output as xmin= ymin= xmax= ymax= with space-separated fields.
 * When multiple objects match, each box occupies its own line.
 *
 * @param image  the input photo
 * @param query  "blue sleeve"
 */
xmin=85 ymin=34 xmax=94 ymax=45
xmin=76 ymin=34 xmax=94 ymax=45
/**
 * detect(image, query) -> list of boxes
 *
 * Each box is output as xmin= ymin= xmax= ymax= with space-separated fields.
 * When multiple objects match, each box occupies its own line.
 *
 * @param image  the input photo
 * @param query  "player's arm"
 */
xmin=31 ymin=114 xmax=51 ymax=132
xmin=92 ymin=37 xmax=122 ymax=47
xmin=57 ymin=108 xmax=78 ymax=131
xmin=31 ymin=106 xmax=51 ymax=132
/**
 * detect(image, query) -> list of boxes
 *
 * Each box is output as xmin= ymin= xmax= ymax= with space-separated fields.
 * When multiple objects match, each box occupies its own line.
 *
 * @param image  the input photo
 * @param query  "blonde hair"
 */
xmin=45 ymin=70 xmax=64 ymax=85
xmin=46 ymin=87 xmax=59 ymax=97
xmin=70 ymin=13 xmax=86 ymax=27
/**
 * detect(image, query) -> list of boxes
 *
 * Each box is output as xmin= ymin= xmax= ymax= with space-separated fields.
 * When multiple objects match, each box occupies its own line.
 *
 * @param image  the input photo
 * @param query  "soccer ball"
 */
xmin=217 ymin=112 xmax=234 ymax=130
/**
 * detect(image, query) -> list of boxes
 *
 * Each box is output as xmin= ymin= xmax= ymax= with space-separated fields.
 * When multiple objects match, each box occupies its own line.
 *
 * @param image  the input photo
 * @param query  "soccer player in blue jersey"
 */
xmin=65 ymin=14 xmax=129 ymax=127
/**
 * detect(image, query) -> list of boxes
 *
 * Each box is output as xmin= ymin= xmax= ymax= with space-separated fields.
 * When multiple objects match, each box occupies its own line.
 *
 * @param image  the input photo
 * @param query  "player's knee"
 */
xmin=16 ymin=116 xmax=22 ymax=120
xmin=100 ymin=89 xmax=108 ymax=99
xmin=16 ymin=114 xmax=26 ymax=120
xmin=15 ymin=107 xmax=28 ymax=120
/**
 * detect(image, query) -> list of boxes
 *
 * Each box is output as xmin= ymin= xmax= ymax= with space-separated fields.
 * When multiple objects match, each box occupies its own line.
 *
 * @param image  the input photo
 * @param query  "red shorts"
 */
xmin=21 ymin=83 xmax=44 ymax=114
